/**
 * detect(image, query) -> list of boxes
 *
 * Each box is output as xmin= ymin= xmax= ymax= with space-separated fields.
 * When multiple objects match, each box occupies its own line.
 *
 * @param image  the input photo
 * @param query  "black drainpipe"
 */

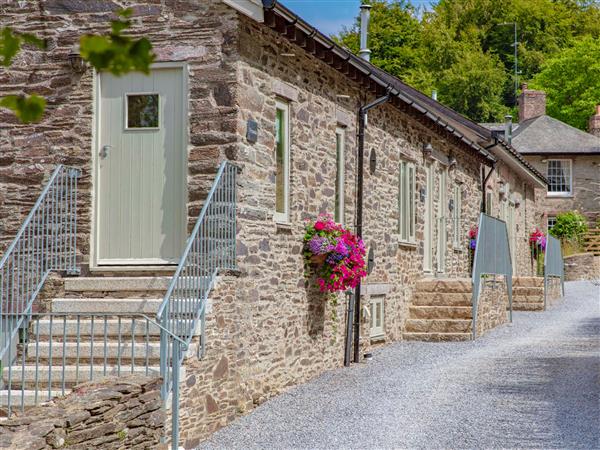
xmin=348 ymin=90 xmax=391 ymax=365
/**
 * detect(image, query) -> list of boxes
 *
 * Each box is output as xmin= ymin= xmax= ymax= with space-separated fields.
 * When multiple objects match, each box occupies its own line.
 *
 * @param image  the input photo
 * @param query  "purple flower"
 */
xmin=470 ymin=239 xmax=477 ymax=250
xmin=308 ymin=236 xmax=333 ymax=255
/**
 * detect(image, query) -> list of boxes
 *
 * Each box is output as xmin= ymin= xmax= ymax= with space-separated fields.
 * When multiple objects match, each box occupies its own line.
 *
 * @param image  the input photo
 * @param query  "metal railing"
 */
xmin=158 ymin=161 xmax=237 ymax=449
xmin=471 ymin=213 xmax=513 ymax=339
xmin=544 ymin=234 xmax=564 ymax=308
xmin=0 ymin=165 xmax=79 ymax=375
xmin=0 ymin=312 xmax=185 ymax=417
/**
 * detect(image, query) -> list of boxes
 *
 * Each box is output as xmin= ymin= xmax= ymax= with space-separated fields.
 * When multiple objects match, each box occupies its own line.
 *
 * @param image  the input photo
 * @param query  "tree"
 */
xmin=0 ymin=8 xmax=154 ymax=124
xmin=530 ymin=36 xmax=600 ymax=130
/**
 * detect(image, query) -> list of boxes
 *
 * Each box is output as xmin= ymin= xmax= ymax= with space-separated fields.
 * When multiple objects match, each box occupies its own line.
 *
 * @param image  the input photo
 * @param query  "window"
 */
xmin=335 ymin=127 xmax=345 ymax=224
xmin=452 ymin=185 xmax=462 ymax=248
xmin=547 ymin=216 xmax=557 ymax=231
xmin=369 ymin=296 xmax=385 ymax=339
xmin=485 ymin=191 xmax=493 ymax=216
xmin=274 ymin=100 xmax=290 ymax=223
xmin=126 ymin=94 xmax=159 ymax=129
xmin=547 ymin=160 xmax=572 ymax=195
xmin=398 ymin=161 xmax=416 ymax=243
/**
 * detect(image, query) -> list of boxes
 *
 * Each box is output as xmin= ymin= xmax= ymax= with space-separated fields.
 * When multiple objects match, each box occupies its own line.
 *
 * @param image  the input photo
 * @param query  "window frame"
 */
xmin=369 ymin=295 xmax=385 ymax=340
xmin=273 ymin=99 xmax=291 ymax=224
xmin=335 ymin=127 xmax=345 ymax=224
xmin=398 ymin=160 xmax=416 ymax=244
xmin=547 ymin=215 xmax=557 ymax=231
xmin=452 ymin=184 xmax=462 ymax=249
xmin=546 ymin=159 xmax=572 ymax=197
xmin=124 ymin=93 xmax=160 ymax=130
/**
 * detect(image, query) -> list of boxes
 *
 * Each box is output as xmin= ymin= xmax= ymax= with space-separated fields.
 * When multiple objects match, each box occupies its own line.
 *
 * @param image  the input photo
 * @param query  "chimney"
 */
xmin=504 ymin=115 xmax=513 ymax=144
xmin=359 ymin=4 xmax=372 ymax=62
xmin=588 ymin=104 xmax=600 ymax=137
xmin=518 ymin=83 xmax=546 ymax=122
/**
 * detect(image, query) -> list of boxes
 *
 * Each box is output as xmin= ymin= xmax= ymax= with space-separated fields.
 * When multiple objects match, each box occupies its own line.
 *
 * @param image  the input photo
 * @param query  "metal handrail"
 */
xmin=0 ymin=165 xmax=79 ymax=365
xmin=544 ymin=234 xmax=564 ymax=308
xmin=158 ymin=161 xmax=237 ymax=449
xmin=471 ymin=213 xmax=513 ymax=339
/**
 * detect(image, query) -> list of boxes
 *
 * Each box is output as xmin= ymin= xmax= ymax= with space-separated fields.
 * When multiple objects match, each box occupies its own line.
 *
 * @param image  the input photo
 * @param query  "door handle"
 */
xmin=100 ymin=144 xmax=112 ymax=159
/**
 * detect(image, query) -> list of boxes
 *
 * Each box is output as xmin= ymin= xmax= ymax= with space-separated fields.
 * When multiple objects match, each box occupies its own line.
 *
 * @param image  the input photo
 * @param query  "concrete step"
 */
xmin=512 ymin=302 xmax=544 ymax=311
xmin=411 ymin=292 xmax=472 ymax=307
xmin=408 ymin=306 xmax=472 ymax=320
xmin=51 ymin=298 xmax=163 ymax=314
xmin=405 ymin=319 xmax=472 ymax=333
xmin=403 ymin=332 xmax=471 ymax=342
xmin=64 ymin=277 xmax=171 ymax=293
xmin=415 ymin=278 xmax=472 ymax=294
xmin=513 ymin=286 xmax=544 ymax=295
xmin=33 ymin=319 xmax=164 ymax=337
xmin=0 ymin=390 xmax=67 ymax=408
xmin=513 ymin=277 xmax=544 ymax=287
xmin=26 ymin=341 xmax=162 ymax=361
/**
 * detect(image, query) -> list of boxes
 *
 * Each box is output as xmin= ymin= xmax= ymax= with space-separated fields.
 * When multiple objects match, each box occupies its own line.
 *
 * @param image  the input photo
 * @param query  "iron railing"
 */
xmin=544 ymin=234 xmax=564 ymax=308
xmin=0 ymin=312 xmax=185 ymax=417
xmin=158 ymin=161 xmax=237 ymax=449
xmin=471 ymin=213 xmax=513 ymax=339
xmin=0 ymin=165 xmax=79 ymax=375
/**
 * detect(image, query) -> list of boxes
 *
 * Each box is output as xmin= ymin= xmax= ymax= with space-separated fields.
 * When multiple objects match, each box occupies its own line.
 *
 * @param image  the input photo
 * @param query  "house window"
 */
xmin=126 ymin=94 xmax=159 ymax=129
xmin=452 ymin=185 xmax=462 ymax=248
xmin=547 ymin=160 xmax=572 ymax=195
xmin=398 ymin=161 xmax=416 ymax=243
xmin=369 ymin=296 xmax=385 ymax=339
xmin=485 ymin=191 xmax=493 ymax=216
xmin=335 ymin=127 xmax=345 ymax=224
xmin=274 ymin=100 xmax=290 ymax=223
xmin=547 ymin=216 xmax=557 ymax=230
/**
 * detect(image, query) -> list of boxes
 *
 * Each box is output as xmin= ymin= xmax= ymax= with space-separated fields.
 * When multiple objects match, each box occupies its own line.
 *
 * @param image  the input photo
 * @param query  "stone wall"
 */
xmin=0 ymin=375 xmax=164 ymax=449
xmin=526 ymin=155 xmax=600 ymax=226
xmin=475 ymin=276 xmax=509 ymax=336
xmin=564 ymin=253 xmax=600 ymax=281
xmin=545 ymin=277 xmax=563 ymax=306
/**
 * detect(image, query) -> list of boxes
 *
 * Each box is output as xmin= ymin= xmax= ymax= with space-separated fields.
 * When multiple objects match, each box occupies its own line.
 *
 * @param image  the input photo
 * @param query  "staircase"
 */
xmin=0 ymin=277 xmax=192 ymax=413
xmin=512 ymin=277 xmax=544 ymax=311
xmin=583 ymin=229 xmax=600 ymax=256
xmin=403 ymin=278 xmax=473 ymax=342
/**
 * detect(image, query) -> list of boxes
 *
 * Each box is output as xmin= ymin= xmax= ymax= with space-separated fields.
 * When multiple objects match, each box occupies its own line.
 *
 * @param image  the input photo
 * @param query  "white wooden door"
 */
xmin=424 ymin=164 xmax=433 ymax=273
xmin=96 ymin=68 xmax=186 ymax=265
xmin=436 ymin=168 xmax=447 ymax=275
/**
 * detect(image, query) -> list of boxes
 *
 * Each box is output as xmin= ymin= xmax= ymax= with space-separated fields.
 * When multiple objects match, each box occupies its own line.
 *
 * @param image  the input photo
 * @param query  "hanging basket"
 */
xmin=309 ymin=254 xmax=327 ymax=266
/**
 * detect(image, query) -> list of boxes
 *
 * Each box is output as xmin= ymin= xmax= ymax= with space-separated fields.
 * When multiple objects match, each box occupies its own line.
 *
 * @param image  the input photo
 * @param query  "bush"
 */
xmin=549 ymin=211 xmax=588 ymax=249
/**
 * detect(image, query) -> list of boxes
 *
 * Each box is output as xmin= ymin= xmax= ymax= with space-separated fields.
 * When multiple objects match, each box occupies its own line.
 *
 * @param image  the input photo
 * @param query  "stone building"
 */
xmin=0 ymin=0 xmax=548 ymax=447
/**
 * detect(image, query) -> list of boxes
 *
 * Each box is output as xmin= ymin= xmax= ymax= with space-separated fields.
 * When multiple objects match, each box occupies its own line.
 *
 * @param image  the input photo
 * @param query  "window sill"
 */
xmin=453 ymin=246 xmax=464 ymax=253
xmin=546 ymin=193 xmax=573 ymax=198
xmin=398 ymin=240 xmax=417 ymax=249
xmin=274 ymin=221 xmax=292 ymax=232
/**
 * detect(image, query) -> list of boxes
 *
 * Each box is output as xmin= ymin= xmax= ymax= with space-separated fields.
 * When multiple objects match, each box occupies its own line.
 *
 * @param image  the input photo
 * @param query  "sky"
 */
xmin=280 ymin=0 xmax=435 ymax=36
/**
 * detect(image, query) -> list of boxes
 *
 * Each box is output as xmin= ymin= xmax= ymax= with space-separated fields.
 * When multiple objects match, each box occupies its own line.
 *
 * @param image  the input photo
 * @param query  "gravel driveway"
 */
xmin=199 ymin=281 xmax=600 ymax=450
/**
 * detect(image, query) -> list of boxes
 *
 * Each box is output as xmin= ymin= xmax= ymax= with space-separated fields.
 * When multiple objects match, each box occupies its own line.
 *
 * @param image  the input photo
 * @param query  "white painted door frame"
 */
xmin=436 ymin=167 xmax=447 ymax=275
xmin=423 ymin=163 xmax=434 ymax=274
xmin=90 ymin=62 xmax=189 ymax=270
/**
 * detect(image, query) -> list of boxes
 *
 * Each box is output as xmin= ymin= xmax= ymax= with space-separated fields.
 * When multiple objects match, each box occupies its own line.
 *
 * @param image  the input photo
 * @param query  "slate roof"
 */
xmin=511 ymin=115 xmax=600 ymax=155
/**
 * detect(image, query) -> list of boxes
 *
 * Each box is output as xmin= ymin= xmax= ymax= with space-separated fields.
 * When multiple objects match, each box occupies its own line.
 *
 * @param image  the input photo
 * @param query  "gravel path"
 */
xmin=199 ymin=281 xmax=600 ymax=450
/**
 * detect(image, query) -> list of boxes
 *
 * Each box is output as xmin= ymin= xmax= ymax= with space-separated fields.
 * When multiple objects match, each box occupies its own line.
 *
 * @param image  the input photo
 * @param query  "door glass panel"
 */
xmin=126 ymin=94 xmax=159 ymax=128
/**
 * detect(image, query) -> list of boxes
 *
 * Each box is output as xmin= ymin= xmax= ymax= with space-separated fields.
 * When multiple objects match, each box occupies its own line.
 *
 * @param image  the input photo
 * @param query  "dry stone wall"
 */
xmin=0 ymin=375 xmax=164 ymax=449
xmin=476 ymin=277 xmax=509 ymax=336
xmin=564 ymin=253 xmax=600 ymax=281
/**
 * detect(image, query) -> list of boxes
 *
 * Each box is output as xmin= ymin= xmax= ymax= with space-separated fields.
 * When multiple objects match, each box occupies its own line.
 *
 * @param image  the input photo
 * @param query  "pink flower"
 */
xmin=314 ymin=221 xmax=325 ymax=231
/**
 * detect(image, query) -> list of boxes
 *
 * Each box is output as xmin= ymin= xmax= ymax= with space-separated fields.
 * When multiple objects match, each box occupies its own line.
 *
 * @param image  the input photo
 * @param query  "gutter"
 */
xmin=261 ymin=0 xmax=496 ymax=166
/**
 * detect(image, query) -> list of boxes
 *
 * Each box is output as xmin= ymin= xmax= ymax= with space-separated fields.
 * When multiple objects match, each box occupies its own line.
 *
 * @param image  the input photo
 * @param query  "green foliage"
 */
xmin=79 ymin=9 xmax=155 ymax=76
xmin=0 ymin=94 xmax=46 ymax=123
xmin=335 ymin=0 xmax=600 ymax=127
xmin=530 ymin=36 xmax=600 ymax=130
xmin=549 ymin=211 xmax=589 ymax=245
xmin=0 ymin=8 xmax=154 ymax=124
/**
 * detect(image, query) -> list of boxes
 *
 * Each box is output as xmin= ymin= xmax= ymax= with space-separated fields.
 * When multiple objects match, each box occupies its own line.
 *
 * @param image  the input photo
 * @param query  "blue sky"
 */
xmin=280 ymin=0 xmax=435 ymax=36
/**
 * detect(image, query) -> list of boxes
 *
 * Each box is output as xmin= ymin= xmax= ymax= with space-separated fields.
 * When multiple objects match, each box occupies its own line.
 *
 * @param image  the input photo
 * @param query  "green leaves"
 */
xmin=0 ymin=27 xmax=45 ymax=67
xmin=0 ymin=94 xmax=46 ymax=123
xmin=79 ymin=8 xmax=155 ymax=76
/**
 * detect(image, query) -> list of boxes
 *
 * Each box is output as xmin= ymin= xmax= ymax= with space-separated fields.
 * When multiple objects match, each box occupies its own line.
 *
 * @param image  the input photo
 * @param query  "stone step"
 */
xmin=512 ymin=302 xmax=545 ymax=311
xmin=411 ymin=292 xmax=472 ymax=307
xmin=513 ymin=277 xmax=544 ymax=287
xmin=512 ymin=295 xmax=544 ymax=303
xmin=402 ymin=332 xmax=472 ymax=342
xmin=513 ymin=286 xmax=544 ymax=295
xmin=0 ymin=390 xmax=67 ymax=408
xmin=2 ymin=365 xmax=185 ymax=388
xmin=51 ymin=298 xmax=163 ymax=314
xmin=408 ymin=306 xmax=472 ymax=320
xmin=25 ymin=341 xmax=162 ymax=361
xmin=415 ymin=278 xmax=472 ymax=294
xmin=33 ymin=319 xmax=164 ymax=337
xmin=64 ymin=277 xmax=172 ymax=293
xmin=405 ymin=319 xmax=472 ymax=333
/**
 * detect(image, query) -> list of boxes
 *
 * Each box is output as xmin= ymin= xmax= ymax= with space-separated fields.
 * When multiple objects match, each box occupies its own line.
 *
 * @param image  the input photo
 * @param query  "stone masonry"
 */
xmin=564 ymin=253 xmax=600 ymax=281
xmin=0 ymin=375 xmax=164 ymax=449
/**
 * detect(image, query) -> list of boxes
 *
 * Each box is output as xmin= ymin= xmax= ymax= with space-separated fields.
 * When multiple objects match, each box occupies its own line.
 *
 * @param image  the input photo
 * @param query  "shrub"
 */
xmin=549 ymin=211 xmax=588 ymax=248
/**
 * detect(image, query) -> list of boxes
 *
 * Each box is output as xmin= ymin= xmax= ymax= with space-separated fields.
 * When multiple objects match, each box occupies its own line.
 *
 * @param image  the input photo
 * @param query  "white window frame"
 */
xmin=485 ymin=191 xmax=493 ymax=216
xmin=124 ymin=92 xmax=160 ymax=130
xmin=398 ymin=160 xmax=416 ymax=243
xmin=546 ymin=159 xmax=572 ymax=197
xmin=274 ymin=99 xmax=291 ymax=224
xmin=547 ymin=215 xmax=557 ymax=230
xmin=369 ymin=295 xmax=385 ymax=339
xmin=452 ymin=184 xmax=462 ymax=249
xmin=335 ymin=127 xmax=345 ymax=224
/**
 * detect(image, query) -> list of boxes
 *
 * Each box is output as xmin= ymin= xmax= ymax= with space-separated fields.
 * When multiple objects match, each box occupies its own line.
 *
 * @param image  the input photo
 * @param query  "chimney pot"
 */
xmin=359 ymin=4 xmax=372 ymax=62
